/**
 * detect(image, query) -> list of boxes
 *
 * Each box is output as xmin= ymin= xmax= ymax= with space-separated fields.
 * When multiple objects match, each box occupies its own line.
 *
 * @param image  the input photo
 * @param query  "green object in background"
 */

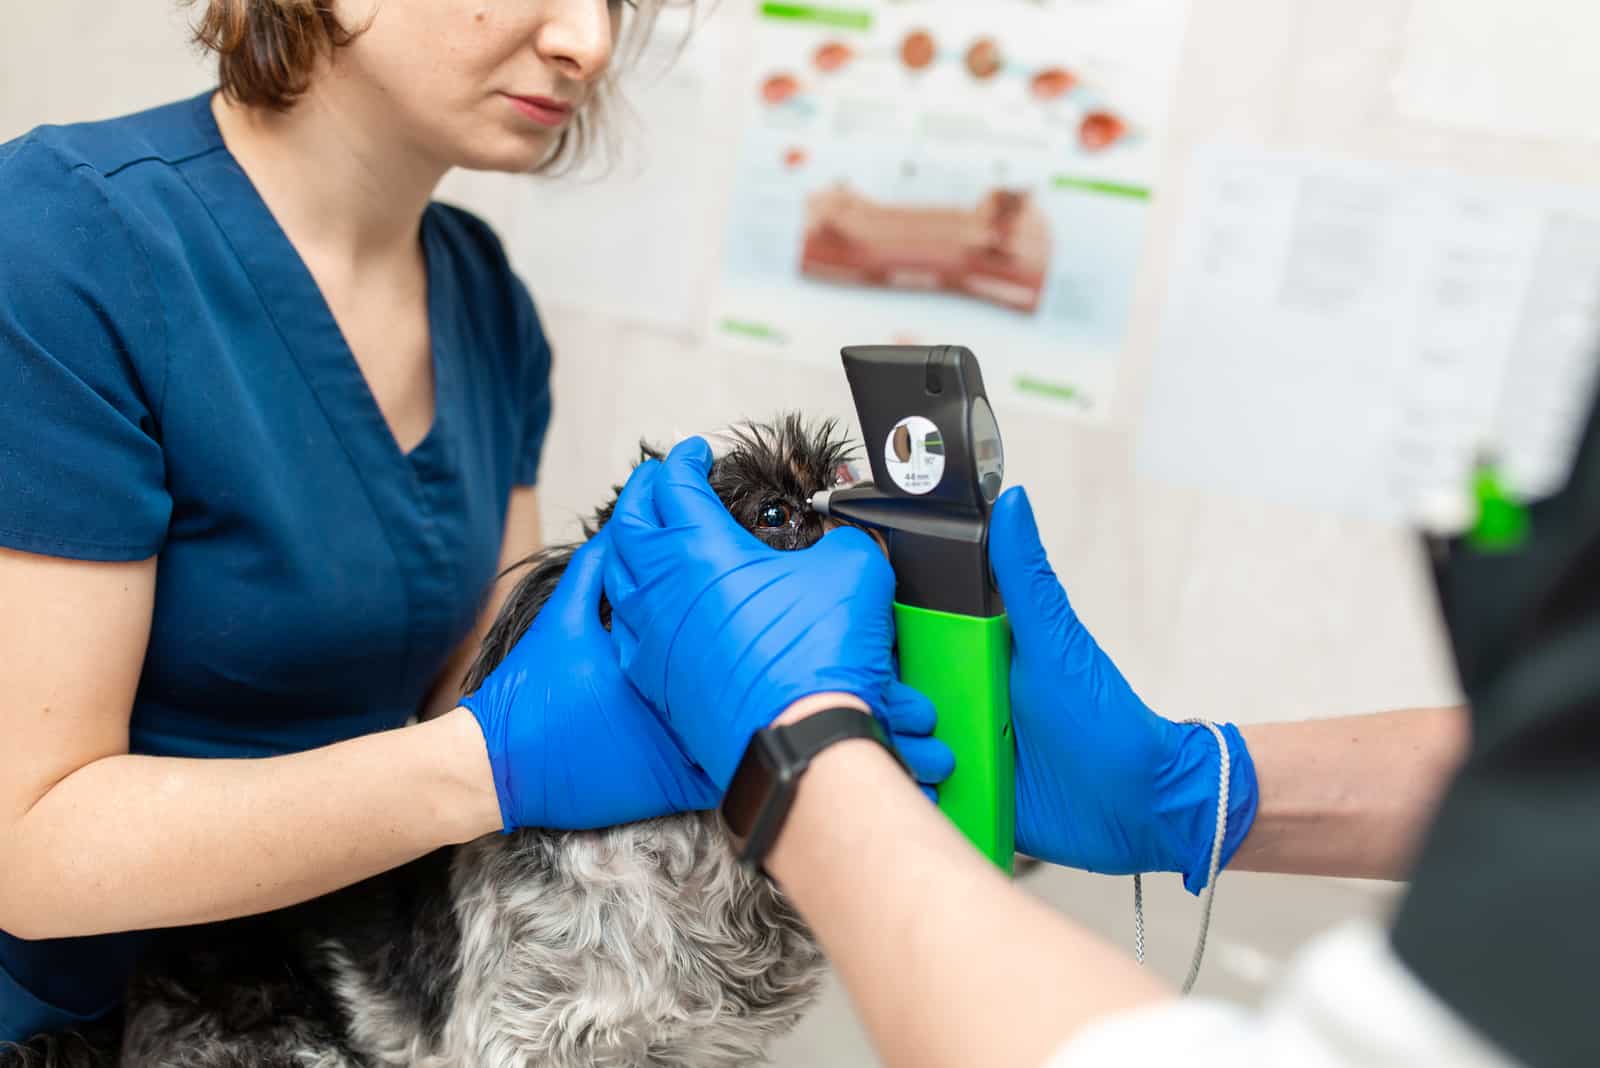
xmin=895 ymin=603 xmax=1015 ymax=873
xmin=718 ymin=318 xmax=787 ymax=344
xmin=758 ymin=3 xmax=874 ymax=30
xmin=1049 ymin=175 xmax=1152 ymax=200
xmin=1468 ymin=460 xmax=1531 ymax=552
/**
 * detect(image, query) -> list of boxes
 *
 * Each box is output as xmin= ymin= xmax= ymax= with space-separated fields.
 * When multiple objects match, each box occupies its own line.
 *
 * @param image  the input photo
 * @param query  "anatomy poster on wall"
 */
xmin=709 ymin=0 xmax=1191 ymax=419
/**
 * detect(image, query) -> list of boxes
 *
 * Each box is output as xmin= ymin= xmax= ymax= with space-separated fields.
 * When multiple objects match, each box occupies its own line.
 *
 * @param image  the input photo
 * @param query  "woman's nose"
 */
xmin=535 ymin=0 xmax=614 ymax=83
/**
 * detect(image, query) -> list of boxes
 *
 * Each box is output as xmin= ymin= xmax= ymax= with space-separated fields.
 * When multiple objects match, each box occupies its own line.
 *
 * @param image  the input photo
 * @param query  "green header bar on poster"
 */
xmin=759 ymin=3 xmax=874 ymax=31
xmin=1050 ymin=175 xmax=1152 ymax=200
xmin=719 ymin=318 xmax=788 ymax=343
xmin=1014 ymin=376 xmax=1083 ymax=404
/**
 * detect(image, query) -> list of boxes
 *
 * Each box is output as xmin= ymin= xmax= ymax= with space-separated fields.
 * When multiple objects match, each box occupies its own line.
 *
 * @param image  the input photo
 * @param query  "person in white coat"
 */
xmin=590 ymin=411 xmax=1599 ymax=1068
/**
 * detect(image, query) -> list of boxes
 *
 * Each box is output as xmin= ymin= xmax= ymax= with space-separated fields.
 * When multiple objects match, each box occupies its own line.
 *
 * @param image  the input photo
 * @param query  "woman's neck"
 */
xmin=212 ymin=81 xmax=446 ymax=270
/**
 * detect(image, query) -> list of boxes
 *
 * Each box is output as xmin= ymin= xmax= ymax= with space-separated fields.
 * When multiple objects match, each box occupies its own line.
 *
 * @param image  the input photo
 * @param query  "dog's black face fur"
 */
xmin=1 ymin=415 xmax=854 ymax=1068
xmin=465 ymin=415 xmax=856 ymax=692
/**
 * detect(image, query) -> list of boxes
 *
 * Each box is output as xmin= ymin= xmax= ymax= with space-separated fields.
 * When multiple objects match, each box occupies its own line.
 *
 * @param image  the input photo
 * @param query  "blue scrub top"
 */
xmin=0 ymin=92 xmax=552 ymax=1040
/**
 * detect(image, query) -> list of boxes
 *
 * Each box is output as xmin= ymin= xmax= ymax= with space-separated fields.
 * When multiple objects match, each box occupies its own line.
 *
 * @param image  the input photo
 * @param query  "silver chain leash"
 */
xmin=1132 ymin=719 xmax=1230 ymax=995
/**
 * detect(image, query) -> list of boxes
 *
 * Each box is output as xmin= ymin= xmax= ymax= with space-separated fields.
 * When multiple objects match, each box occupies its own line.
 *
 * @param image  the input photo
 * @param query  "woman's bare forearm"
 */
xmin=766 ymin=695 xmax=1171 ymax=1068
xmin=0 ymin=706 xmax=500 ymax=939
xmin=1230 ymin=706 xmax=1470 ymax=880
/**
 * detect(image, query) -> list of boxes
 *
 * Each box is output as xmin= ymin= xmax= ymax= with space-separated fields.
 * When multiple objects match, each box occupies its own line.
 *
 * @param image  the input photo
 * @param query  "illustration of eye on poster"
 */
xmin=709 ymin=0 xmax=1192 ymax=420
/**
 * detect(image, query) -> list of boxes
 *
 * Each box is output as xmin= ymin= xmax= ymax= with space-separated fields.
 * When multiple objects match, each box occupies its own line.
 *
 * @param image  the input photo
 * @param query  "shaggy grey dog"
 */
xmin=2 ymin=417 xmax=855 ymax=1068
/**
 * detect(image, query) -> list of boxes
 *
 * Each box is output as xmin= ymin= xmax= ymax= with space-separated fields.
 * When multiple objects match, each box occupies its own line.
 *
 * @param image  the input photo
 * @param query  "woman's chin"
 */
xmin=451 ymin=129 xmax=562 ymax=175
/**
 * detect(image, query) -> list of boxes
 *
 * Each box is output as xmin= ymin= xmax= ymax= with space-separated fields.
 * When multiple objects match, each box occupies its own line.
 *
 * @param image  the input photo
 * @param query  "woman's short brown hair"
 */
xmin=190 ymin=0 xmax=355 ymax=112
xmin=188 ymin=0 xmax=678 ymax=172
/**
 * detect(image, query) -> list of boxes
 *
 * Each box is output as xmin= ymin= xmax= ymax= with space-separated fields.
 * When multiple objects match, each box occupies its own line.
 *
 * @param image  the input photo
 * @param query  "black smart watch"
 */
xmin=721 ymin=707 xmax=910 ymax=874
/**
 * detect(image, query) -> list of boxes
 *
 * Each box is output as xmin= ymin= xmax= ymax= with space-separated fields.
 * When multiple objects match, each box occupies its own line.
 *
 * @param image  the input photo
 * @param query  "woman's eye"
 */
xmin=757 ymin=502 xmax=791 ymax=528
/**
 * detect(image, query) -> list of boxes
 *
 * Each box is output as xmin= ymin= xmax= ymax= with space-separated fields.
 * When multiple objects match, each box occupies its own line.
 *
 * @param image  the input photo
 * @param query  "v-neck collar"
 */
xmin=181 ymin=91 xmax=454 ymax=487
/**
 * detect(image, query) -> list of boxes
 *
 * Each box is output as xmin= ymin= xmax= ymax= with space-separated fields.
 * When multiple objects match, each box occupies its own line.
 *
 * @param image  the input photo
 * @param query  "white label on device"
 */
xmin=884 ymin=416 xmax=946 ymax=495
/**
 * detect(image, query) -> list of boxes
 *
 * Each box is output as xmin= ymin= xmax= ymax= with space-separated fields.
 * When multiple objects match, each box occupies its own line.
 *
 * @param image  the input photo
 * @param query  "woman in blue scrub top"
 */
xmin=0 ymin=0 xmax=934 ymax=1042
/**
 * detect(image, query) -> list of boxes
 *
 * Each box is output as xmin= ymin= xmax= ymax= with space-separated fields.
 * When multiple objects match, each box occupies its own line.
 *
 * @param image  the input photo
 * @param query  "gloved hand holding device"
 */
xmin=988 ymin=486 xmax=1259 ymax=892
xmin=602 ymin=436 xmax=955 ymax=791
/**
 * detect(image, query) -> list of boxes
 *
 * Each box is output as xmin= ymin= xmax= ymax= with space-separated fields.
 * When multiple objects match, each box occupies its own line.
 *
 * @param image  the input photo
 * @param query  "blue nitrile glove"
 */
xmin=988 ymin=487 xmax=1259 ymax=893
xmin=882 ymin=677 xmax=958 ymax=803
xmin=461 ymin=527 xmax=720 ymax=832
xmin=602 ymin=437 xmax=906 ymax=788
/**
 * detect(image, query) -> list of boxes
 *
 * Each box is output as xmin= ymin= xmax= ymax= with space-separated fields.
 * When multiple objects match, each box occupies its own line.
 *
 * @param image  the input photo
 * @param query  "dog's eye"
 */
xmin=757 ymin=501 xmax=792 ymax=528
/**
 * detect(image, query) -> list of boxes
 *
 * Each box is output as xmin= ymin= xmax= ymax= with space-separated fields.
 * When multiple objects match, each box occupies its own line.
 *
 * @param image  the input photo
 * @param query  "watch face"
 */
xmin=721 ymin=710 xmax=901 ymax=871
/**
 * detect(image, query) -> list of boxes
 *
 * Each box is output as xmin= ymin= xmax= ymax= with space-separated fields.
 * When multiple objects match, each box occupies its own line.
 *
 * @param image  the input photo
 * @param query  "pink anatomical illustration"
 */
xmin=1079 ymin=110 xmax=1127 ymax=151
xmin=761 ymin=72 xmax=801 ymax=104
xmin=1030 ymin=67 xmax=1077 ymax=100
xmin=814 ymin=41 xmax=855 ymax=72
xmin=900 ymin=30 xmax=937 ymax=71
xmin=964 ymin=37 xmax=1003 ymax=80
xmin=799 ymin=185 xmax=1053 ymax=314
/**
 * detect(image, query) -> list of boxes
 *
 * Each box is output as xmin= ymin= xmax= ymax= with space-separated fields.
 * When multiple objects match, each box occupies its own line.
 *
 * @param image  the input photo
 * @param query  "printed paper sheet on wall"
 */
xmin=708 ymin=0 xmax=1191 ymax=420
xmin=1137 ymin=144 xmax=1600 ymax=526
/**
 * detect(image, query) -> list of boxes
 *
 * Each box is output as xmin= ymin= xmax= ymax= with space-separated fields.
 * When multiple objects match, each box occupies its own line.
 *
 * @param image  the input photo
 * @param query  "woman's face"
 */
xmin=329 ymin=0 xmax=626 ymax=172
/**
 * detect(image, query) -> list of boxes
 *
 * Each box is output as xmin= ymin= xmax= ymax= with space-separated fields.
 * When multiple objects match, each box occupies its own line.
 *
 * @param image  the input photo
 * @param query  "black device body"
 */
xmin=1391 ymin=379 xmax=1600 ymax=1068
xmin=826 ymin=345 xmax=1005 ymax=618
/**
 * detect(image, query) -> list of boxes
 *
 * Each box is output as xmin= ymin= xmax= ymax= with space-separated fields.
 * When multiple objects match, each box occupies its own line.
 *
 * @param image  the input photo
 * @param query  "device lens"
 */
xmin=970 ymin=396 xmax=1005 ymax=502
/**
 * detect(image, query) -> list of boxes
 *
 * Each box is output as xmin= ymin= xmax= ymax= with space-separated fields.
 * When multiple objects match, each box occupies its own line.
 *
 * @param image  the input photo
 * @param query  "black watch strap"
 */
xmin=721 ymin=707 xmax=909 ymax=874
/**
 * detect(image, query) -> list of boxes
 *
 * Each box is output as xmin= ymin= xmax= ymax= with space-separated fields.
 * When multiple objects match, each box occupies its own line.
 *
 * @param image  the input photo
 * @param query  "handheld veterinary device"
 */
xmin=808 ymin=345 xmax=1015 ymax=872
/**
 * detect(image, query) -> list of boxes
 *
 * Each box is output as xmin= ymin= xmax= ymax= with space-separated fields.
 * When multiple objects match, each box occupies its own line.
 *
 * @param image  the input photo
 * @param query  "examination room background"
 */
xmin=7 ymin=2 xmax=1596 ymax=1065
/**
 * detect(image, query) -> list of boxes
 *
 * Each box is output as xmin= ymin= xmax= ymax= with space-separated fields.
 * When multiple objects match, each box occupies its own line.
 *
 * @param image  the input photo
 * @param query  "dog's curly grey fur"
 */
xmin=2 ymin=416 xmax=855 ymax=1068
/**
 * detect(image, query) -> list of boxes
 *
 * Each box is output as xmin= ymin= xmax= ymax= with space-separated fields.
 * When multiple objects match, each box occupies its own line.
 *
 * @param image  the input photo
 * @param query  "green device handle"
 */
xmin=894 ymin=602 xmax=1015 ymax=873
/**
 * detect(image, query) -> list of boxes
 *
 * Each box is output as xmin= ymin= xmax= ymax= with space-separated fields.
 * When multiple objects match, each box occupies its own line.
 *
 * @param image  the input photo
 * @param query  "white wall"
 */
xmin=4 ymin=0 xmax=1529 ymax=730
xmin=8 ymin=0 xmax=1599 ymax=1045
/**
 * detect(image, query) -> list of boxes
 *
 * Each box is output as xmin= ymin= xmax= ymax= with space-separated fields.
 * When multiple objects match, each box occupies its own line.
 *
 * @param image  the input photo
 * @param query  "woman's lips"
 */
xmin=504 ymin=94 xmax=573 ymax=128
